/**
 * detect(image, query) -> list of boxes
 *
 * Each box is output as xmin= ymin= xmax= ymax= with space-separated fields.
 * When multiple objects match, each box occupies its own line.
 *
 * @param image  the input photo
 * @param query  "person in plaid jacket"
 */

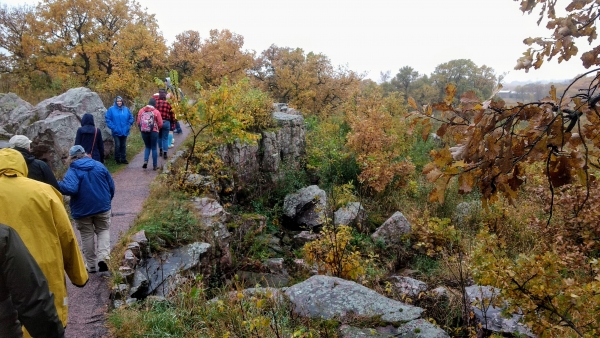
xmin=155 ymin=89 xmax=175 ymax=159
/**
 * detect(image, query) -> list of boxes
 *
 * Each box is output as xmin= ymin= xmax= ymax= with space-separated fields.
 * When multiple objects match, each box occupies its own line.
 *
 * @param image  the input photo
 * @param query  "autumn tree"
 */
xmin=391 ymin=66 xmax=419 ymax=101
xmin=251 ymin=44 xmax=362 ymax=116
xmin=190 ymin=29 xmax=254 ymax=88
xmin=345 ymin=86 xmax=414 ymax=193
xmin=168 ymin=30 xmax=202 ymax=81
xmin=431 ymin=59 xmax=497 ymax=102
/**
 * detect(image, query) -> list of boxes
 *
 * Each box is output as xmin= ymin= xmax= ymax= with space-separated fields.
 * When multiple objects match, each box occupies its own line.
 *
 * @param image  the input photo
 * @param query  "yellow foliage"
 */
xmin=411 ymin=215 xmax=460 ymax=257
xmin=303 ymin=225 xmax=366 ymax=280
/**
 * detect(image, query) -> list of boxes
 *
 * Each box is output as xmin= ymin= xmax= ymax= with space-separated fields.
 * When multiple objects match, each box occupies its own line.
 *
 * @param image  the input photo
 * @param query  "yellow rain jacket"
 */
xmin=0 ymin=148 xmax=88 ymax=330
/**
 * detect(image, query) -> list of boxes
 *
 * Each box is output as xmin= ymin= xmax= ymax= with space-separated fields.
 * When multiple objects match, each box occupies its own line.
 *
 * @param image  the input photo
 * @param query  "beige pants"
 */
xmin=74 ymin=210 xmax=111 ymax=271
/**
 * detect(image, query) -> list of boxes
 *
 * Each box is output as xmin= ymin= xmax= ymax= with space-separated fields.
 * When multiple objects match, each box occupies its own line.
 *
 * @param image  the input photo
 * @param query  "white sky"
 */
xmin=1 ymin=0 xmax=595 ymax=83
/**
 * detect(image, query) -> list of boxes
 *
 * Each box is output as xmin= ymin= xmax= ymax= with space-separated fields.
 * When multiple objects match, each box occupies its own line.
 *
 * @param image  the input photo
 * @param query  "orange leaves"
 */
xmin=444 ymin=83 xmax=456 ymax=105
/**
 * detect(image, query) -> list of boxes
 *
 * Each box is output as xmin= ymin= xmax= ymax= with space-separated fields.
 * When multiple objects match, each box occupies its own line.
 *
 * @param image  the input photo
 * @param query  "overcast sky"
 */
xmin=2 ymin=0 xmax=594 ymax=83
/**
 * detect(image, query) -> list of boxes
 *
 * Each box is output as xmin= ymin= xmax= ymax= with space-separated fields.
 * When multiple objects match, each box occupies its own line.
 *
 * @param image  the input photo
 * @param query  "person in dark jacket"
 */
xmin=105 ymin=96 xmax=134 ymax=164
xmin=75 ymin=113 xmax=104 ymax=163
xmin=59 ymin=145 xmax=115 ymax=273
xmin=9 ymin=135 xmax=60 ymax=191
xmin=0 ymin=223 xmax=64 ymax=338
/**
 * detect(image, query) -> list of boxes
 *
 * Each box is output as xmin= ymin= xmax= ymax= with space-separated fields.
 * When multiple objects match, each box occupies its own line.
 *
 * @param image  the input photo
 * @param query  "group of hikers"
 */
xmin=0 ymin=83 xmax=183 ymax=337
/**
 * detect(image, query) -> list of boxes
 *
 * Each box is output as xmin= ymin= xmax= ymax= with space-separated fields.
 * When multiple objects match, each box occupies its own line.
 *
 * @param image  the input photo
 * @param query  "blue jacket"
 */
xmin=59 ymin=157 xmax=115 ymax=219
xmin=105 ymin=96 xmax=134 ymax=137
xmin=75 ymin=113 xmax=104 ymax=163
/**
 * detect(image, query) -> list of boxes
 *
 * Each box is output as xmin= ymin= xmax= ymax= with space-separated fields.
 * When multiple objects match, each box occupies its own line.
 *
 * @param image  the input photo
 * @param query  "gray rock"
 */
xmin=131 ymin=242 xmax=211 ymax=298
xmin=390 ymin=276 xmax=428 ymax=298
xmin=465 ymin=285 xmax=535 ymax=337
xmin=292 ymin=231 xmax=319 ymax=247
xmin=217 ymin=111 xmax=305 ymax=186
xmin=283 ymin=185 xmax=327 ymax=229
xmin=285 ymin=275 xmax=423 ymax=323
xmin=339 ymin=325 xmax=393 ymax=338
xmin=0 ymin=93 xmax=35 ymax=135
xmin=127 ymin=242 xmax=141 ymax=258
xmin=396 ymin=318 xmax=449 ymax=337
xmin=371 ymin=211 xmax=411 ymax=245
xmin=334 ymin=202 xmax=367 ymax=228
xmin=264 ymin=258 xmax=288 ymax=275
xmin=122 ymin=249 xmax=138 ymax=269
xmin=130 ymin=230 xmax=148 ymax=246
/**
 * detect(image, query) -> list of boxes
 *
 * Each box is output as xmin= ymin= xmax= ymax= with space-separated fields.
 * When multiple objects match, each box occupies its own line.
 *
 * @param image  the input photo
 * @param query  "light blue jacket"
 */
xmin=105 ymin=96 xmax=134 ymax=136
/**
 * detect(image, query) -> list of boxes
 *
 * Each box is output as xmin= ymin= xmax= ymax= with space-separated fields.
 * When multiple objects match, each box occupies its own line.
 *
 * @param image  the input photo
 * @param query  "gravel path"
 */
xmin=64 ymin=126 xmax=190 ymax=338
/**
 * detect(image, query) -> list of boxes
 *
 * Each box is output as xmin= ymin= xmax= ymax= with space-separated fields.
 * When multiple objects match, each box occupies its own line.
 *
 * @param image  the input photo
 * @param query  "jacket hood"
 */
xmin=81 ymin=113 xmax=95 ymax=127
xmin=113 ymin=96 xmax=124 ymax=108
xmin=0 ymin=148 xmax=28 ymax=177
xmin=70 ymin=157 xmax=96 ymax=171
xmin=13 ymin=146 xmax=35 ymax=164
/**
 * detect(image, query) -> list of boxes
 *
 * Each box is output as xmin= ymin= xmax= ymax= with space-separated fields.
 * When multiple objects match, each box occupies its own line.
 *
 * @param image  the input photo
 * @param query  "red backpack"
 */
xmin=139 ymin=109 xmax=155 ymax=132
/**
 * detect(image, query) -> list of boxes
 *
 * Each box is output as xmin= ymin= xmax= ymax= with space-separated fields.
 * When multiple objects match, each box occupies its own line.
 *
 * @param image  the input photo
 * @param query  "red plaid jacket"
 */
xmin=155 ymin=99 xmax=175 ymax=126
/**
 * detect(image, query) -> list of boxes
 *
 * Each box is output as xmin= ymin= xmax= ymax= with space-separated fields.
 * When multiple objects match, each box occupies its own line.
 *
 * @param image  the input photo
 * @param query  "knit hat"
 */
xmin=9 ymin=135 xmax=32 ymax=149
xmin=148 ymin=98 xmax=156 ymax=107
xmin=69 ymin=145 xmax=86 ymax=157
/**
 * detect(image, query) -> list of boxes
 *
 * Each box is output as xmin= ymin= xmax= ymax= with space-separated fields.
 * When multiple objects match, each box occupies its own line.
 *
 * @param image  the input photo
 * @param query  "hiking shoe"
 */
xmin=163 ymin=152 xmax=167 ymax=159
xmin=142 ymin=162 xmax=147 ymax=169
xmin=152 ymin=166 xmax=157 ymax=170
xmin=121 ymin=159 xmax=129 ymax=164
xmin=159 ymin=149 xmax=163 ymax=156
xmin=98 ymin=261 xmax=108 ymax=272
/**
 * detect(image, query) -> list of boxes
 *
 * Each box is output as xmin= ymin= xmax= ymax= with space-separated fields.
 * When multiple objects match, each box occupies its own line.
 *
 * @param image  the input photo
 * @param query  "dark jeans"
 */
xmin=141 ymin=131 xmax=159 ymax=167
xmin=175 ymin=121 xmax=182 ymax=133
xmin=159 ymin=121 xmax=171 ymax=153
xmin=113 ymin=135 xmax=127 ymax=162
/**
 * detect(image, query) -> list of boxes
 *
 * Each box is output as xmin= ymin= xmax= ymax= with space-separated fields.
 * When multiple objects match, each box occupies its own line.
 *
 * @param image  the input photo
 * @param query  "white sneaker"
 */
xmin=169 ymin=144 xmax=174 ymax=148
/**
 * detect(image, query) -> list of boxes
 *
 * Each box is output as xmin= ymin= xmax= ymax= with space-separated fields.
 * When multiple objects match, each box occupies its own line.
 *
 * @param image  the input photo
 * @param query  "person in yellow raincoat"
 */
xmin=0 ymin=148 xmax=88 ymax=335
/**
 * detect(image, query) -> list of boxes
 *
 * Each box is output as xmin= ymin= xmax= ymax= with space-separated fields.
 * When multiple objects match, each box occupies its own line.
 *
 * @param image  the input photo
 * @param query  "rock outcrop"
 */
xmin=0 ymin=88 xmax=111 ymax=170
xmin=217 ymin=111 xmax=305 ymax=185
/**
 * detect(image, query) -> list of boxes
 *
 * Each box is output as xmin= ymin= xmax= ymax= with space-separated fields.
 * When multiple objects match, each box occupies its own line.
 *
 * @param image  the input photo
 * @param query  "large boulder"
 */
xmin=0 ymin=88 xmax=111 ymax=170
xmin=283 ymin=185 xmax=327 ymax=229
xmin=465 ymin=285 xmax=535 ymax=337
xmin=371 ymin=211 xmax=412 ymax=245
xmin=130 ymin=242 xmax=211 ymax=299
xmin=0 ymin=93 xmax=35 ymax=136
xmin=285 ymin=275 xmax=423 ymax=324
xmin=334 ymin=202 xmax=367 ymax=228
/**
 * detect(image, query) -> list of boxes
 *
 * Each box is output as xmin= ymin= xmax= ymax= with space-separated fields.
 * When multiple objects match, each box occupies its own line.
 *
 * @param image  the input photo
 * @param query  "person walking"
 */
xmin=0 ymin=223 xmax=65 ymax=338
xmin=75 ymin=113 xmax=104 ymax=163
xmin=156 ymin=89 xmax=175 ymax=159
xmin=59 ymin=145 xmax=115 ymax=273
xmin=137 ymin=98 xmax=163 ymax=170
xmin=0 ymin=148 xmax=88 ymax=334
xmin=8 ymin=135 xmax=60 ymax=191
xmin=105 ymin=96 xmax=134 ymax=164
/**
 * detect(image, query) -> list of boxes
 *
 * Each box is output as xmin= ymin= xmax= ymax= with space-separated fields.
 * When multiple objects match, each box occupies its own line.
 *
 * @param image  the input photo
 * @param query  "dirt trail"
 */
xmin=64 ymin=126 xmax=190 ymax=338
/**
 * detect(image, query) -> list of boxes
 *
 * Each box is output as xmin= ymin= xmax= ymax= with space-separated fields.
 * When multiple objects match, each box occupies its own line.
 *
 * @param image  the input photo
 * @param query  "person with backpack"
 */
xmin=137 ymin=98 xmax=163 ymax=170
xmin=75 ymin=113 xmax=104 ymax=163
xmin=156 ymin=89 xmax=175 ymax=160
xmin=105 ymin=96 xmax=134 ymax=164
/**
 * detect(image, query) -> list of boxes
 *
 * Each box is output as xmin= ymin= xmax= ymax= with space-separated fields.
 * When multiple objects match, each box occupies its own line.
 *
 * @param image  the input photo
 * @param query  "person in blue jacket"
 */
xmin=105 ymin=96 xmax=133 ymax=164
xmin=59 ymin=145 xmax=115 ymax=273
xmin=75 ymin=113 xmax=104 ymax=163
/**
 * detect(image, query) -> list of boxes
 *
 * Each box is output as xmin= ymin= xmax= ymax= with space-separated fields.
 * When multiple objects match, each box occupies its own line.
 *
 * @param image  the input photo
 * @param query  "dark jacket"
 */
xmin=0 ymin=223 xmax=65 ymax=338
xmin=13 ymin=147 xmax=60 ymax=191
xmin=75 ymin=113 xmax=104 ymax=163
xmin=58 ymin=157 xmax=115 ymax=219
xmin=105 ymin=96 xmax=134 ymax=137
